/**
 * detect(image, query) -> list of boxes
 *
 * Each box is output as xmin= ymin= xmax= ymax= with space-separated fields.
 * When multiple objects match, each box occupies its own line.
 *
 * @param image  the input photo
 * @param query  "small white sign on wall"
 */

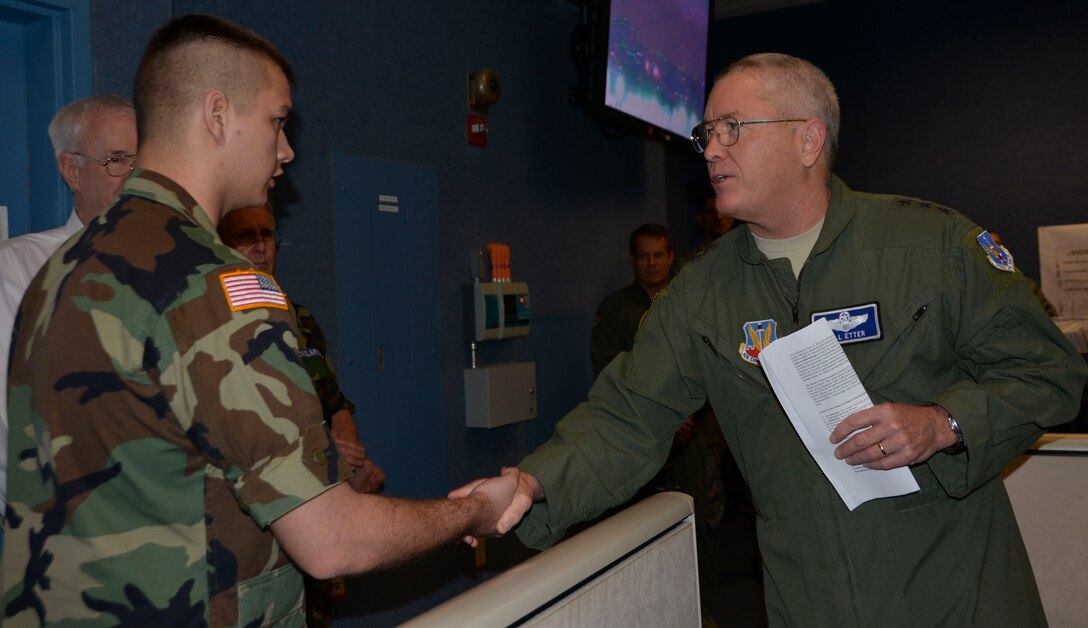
xmin=1039 ymin=223 xmax=1088 ymax=319
xmin=0 ymin=205 xmax=8 ymax=241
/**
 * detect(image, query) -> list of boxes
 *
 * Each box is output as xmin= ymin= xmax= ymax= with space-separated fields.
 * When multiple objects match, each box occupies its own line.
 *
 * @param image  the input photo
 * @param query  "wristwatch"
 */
xmin=939 ymin=406 xmax=966 ymax=455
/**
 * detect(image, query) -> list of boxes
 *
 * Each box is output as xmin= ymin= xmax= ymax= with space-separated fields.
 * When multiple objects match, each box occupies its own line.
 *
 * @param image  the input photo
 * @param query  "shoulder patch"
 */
xmin=220 ymin=270 xmax=289 ymax=311
xmin=976 ymin=230 xmax=1015 ymax=272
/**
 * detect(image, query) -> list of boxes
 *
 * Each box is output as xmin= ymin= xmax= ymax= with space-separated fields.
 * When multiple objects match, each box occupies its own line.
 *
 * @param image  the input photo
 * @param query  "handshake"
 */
xmin=451 ymin=467 xmax=545 ymax=545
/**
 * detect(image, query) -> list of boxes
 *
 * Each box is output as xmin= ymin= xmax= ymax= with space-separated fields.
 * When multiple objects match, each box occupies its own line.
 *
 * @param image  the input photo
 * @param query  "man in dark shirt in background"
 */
xmin=589 ymin=222 xmax=726 ymax=615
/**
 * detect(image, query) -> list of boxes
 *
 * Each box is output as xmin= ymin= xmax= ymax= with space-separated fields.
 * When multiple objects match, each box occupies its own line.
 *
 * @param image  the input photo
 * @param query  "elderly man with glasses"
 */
xmin=0 ymin=94 xmax=136 ymax=551
xmin=460 ymin=53 xmax=1088 ymax=626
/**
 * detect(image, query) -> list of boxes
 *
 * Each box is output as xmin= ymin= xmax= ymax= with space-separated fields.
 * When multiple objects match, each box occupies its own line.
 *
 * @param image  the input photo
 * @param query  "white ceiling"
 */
xmin=713 ymin=0 xmax=828 ymax=19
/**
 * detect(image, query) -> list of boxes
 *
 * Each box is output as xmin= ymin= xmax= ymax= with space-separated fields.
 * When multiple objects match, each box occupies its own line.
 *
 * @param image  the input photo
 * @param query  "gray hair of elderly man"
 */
xmin=47 ymin=94 xmax=136 ymax=158
xmin=718 ymin=53 xmax=841 ymax=166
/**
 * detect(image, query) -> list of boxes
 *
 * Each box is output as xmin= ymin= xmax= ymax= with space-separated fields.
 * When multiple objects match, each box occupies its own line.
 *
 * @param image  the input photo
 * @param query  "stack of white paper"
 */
xmin=758 ymin=319 xmax=920 ymax=510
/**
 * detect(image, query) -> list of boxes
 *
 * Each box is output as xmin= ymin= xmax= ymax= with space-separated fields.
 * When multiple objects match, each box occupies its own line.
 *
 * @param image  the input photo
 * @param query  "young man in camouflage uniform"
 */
xmin=2 ymin=14 xmax=514 ymax=627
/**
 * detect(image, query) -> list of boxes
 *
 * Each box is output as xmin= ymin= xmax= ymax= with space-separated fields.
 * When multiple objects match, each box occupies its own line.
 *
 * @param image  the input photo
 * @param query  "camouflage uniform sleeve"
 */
xmin=157 ymin=267 xmax=352 ymax=528
xmin=294 ymin=302 xmax=356 ymax=424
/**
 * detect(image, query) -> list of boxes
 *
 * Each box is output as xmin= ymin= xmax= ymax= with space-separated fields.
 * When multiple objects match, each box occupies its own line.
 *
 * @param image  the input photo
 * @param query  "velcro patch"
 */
xmin=220 ymin=270 xmax=289 ymax=311
xmin=811 ymin=303 xmax=882 ymax=345
xmin=977 ymin=230 xmax=1015 ymax=272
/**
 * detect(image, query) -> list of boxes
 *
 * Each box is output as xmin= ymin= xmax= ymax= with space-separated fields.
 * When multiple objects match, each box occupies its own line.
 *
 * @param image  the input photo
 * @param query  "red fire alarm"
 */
xmin=468 ymin=113 xmax=489 ymax=147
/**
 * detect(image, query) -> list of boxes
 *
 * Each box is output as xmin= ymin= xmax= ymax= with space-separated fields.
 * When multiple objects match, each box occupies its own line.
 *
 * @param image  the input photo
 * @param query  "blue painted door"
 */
xmin=0 ymin=0 xmax=93 ymax=238
xmin=332 ymin=153 xmax=444 ymax=498
xmin=0 ymin=18 xmax=31 ymax=237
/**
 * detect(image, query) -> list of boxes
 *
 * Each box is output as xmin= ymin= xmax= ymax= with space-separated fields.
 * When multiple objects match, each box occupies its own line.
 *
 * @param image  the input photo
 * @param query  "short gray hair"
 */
xmin=717 ymin=53 xmax=840 ymax=165
xmin=47 ymin=95 xmax=135 ymax=158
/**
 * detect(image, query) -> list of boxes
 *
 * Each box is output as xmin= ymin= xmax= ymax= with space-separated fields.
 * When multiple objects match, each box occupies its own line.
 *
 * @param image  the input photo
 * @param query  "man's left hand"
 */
xmin=349 ymin=458 xmax=386 ymax=493
xmin=830 ymin=403 xmax=957 ymax=469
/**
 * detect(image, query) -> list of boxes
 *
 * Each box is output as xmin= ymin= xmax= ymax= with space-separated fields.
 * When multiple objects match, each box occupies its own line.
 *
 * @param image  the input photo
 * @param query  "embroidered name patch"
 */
xmin=977 ymin=230 xmax=1015 ymax=272
xmin=811 ymin=303 xmax=882 ymax=345
xmin=220 ymin=270 xmax=289 ymax=311
xmin=738 ymin=319 xmax=778 ymax=365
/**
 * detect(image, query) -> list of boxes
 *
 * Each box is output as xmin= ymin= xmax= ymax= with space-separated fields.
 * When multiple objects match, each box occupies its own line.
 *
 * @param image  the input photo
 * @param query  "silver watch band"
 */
xmin=941 ymin=407 xmax=966 ymax=454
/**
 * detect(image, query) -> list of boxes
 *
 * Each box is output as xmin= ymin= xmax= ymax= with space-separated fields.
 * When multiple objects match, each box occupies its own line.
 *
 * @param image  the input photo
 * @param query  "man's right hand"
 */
xmin=273 ymin=468 xmax=524 ymax=577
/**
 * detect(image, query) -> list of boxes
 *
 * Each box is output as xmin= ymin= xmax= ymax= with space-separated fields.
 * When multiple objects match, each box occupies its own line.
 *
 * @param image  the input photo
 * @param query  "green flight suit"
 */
xmin=590 ymin=277 xmax=728 ymax=602
xmin=517 ymin=176 xmax=1088 ymax=627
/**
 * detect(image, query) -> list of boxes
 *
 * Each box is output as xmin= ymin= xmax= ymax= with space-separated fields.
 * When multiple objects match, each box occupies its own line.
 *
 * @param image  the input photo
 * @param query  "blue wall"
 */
xmin=87 ymin=0 xmax=1088 ymax=490
xmin=85 ymin=0 xmax=1088 ymax=493
xmin=711 ymin=0 xmax=1088 ymax=284
xmin=79 ymin=0 xmax=1088 ymax=621
xmin=88 ymin=0 xmax=695 ymax=490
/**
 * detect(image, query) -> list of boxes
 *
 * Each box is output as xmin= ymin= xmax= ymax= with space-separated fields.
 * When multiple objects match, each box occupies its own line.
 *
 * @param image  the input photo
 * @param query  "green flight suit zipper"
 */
xmin=793 ymin=259 xmax=811 ymax=324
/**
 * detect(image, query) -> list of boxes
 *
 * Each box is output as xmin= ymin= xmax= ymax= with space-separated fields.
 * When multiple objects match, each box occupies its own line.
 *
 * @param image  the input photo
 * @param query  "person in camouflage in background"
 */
xmin=1 ymin=14 xmax=515 ymax=628
xmin=218 ymin=203 xmax=385 ymax=495
xmin=218 ymin=202 xmax=384 ymax=627
xmin=294 ymin=304 xmax=386 ymax=492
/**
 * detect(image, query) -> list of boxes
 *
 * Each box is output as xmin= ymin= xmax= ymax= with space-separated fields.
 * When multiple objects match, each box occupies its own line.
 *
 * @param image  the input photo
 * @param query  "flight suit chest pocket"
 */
xmin=692 ymin=320 xmax=768 ymax=391
xmin=849 ymin=286 xmax=946 ymax=390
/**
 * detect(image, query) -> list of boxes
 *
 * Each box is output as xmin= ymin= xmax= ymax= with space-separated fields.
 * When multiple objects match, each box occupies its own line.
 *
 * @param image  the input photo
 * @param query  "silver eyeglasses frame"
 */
xmin=690 ymin=116 xmax=806 ymax=154
xmin=71 ymin=151 xmax=137 ymax=177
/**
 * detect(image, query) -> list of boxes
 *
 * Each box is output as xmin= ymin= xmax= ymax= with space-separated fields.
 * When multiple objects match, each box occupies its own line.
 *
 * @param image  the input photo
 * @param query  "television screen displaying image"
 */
xmin=602 ymin=0 xmax=710 ymax=140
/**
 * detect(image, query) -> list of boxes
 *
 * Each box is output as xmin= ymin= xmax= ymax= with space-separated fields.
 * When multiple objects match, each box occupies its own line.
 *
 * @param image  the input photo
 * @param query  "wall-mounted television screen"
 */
xmin=578 ymin=0 xmax=711 ymax=144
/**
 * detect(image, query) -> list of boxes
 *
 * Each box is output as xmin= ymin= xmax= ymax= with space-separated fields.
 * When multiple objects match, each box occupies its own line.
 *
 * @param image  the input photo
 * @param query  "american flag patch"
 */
xmin=220 ymin=270 xmax=289 ymax=311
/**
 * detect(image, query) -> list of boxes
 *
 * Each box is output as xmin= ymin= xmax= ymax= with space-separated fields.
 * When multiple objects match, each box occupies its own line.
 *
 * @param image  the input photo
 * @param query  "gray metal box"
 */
xmin=464 ymin=362 xmax=537 ymax=428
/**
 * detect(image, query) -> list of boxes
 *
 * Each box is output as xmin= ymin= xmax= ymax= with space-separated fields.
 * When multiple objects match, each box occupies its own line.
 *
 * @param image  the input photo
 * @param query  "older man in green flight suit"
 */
xmin=458 ymin=53 xmax=1088 ymax=626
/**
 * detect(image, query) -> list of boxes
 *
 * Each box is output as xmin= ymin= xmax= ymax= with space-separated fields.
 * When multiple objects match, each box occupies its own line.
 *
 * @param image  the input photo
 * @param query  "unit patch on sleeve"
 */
xmin=811 ymin=302 xmax=882 ymax=345
xmin=220 ymin=270 xmax=290 ymax=311
xmin=977 ymin=230 xmax=1015 ymax=272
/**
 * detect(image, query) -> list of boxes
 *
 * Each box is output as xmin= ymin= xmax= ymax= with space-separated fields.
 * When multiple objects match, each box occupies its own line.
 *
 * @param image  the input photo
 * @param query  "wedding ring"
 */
xmin=877 ymin=441 xmax=888 ymax=456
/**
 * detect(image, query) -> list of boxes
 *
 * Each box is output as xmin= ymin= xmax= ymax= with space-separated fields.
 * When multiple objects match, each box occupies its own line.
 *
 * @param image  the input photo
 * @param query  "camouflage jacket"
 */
xmin=293 ymin=303 xmax=355 ymax=424
xmin=2 ymin=169 xmax=351 ymax=627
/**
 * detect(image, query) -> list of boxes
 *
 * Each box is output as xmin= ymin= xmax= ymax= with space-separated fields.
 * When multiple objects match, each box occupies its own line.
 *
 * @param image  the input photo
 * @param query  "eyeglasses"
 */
xmin=690 ymin=116 xmax=806 ymax=154
xmin=222 ymin=229 xmax=279 ymax=248
xmin=72 ymin=151 xmax=137 ymax=177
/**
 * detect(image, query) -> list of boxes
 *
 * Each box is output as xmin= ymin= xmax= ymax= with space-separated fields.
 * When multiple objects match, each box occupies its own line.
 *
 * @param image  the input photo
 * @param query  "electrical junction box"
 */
xmin=464 ymin=281 xmax=531 ymax=341
xmin=464 ymin=362 xmax=537 ymax=428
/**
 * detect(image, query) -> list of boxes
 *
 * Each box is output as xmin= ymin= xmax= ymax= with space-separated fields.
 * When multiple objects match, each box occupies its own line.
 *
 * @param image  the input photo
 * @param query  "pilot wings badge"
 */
xmin=829 ymin=311 xmax=868 ymax=332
